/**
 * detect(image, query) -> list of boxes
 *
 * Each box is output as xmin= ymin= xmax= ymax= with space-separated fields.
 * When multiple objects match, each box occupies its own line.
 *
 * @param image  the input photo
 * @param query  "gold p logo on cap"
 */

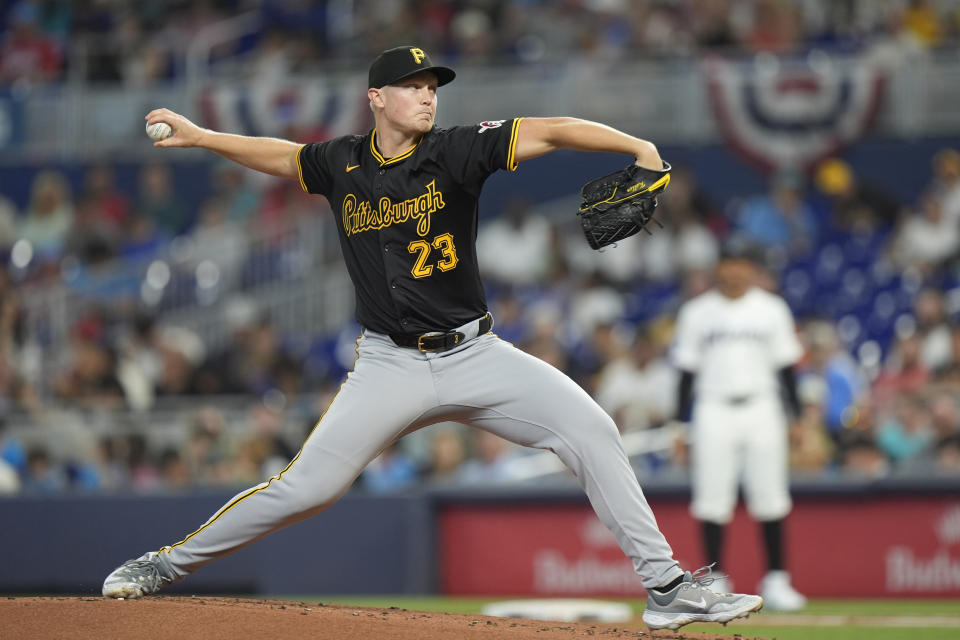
xmin=410 ymin=48 xmax=425 ymax=64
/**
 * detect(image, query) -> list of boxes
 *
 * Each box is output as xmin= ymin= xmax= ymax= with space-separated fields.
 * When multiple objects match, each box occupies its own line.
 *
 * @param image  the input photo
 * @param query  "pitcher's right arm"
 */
xmin=145 ymin=108 xmax=301 ymax=180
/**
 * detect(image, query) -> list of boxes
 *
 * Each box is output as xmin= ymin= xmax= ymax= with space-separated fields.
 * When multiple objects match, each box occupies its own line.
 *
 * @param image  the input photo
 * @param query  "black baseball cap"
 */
xmin=368 ymin=46 xmax=456 ymax=89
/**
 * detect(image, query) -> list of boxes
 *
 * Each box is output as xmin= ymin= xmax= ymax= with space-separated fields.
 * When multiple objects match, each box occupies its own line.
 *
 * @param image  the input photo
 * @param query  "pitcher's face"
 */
xmin=373 ymin=71 xmax=439 ymax=135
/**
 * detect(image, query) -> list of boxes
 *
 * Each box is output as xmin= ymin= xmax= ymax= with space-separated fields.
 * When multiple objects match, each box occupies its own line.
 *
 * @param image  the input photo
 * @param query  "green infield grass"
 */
xmin=281 ymin=595 xmax=960 ymax=640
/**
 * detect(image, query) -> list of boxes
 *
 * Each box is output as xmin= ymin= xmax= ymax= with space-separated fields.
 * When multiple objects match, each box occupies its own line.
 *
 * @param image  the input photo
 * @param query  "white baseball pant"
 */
xmin=689 ymin=395 xmax=791 ymax=524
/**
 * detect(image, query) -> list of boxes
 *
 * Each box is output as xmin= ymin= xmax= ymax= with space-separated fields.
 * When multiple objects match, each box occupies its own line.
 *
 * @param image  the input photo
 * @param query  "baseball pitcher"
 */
xmin=102 ymin=46 xmax=762 ymax=630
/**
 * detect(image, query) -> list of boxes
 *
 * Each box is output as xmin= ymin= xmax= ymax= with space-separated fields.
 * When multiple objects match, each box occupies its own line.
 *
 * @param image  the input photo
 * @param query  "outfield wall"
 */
xmin=437 ymin=486 xmax=960 ymax=598
xmin=1 ymin=481 xmax=957 ymax=597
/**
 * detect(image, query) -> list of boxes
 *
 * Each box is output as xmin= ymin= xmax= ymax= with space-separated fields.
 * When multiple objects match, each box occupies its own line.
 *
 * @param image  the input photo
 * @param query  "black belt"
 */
xmin=725 ymin=395 xmax=754 ymax=405
xmin=390 ymin=314 xmax=493 ymax=353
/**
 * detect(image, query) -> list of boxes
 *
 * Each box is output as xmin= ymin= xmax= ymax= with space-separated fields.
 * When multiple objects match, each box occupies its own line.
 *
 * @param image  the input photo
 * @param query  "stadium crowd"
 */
xmin=2 ymin=0 xmax=960 ymax=87
xmin=0 ymin=143 xmax=958 ymax=495
xmin=0 ymin=0 xmax=959 ymax=495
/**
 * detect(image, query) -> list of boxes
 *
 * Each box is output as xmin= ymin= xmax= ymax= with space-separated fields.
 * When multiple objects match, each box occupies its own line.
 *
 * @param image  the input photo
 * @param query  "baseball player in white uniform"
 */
xmin=672 ymin=243 xmax=807 ymax=611
xmin=100 ymin=46 xmax=763 ymax=631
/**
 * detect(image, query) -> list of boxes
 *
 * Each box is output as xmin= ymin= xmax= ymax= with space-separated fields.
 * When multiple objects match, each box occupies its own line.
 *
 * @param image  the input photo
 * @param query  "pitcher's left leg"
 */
xmin=434 ymin=335 xmax=682 ymax=589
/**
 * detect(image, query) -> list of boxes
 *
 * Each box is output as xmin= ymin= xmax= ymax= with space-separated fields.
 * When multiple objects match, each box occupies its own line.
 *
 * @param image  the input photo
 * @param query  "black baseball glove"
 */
xmin=577 ymin=161 xmax=671 ymax=250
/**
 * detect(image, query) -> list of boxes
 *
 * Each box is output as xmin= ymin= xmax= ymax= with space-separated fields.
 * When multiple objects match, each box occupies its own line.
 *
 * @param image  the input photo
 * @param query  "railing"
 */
xmin=18 ymin=215 xmax=355 ymax=390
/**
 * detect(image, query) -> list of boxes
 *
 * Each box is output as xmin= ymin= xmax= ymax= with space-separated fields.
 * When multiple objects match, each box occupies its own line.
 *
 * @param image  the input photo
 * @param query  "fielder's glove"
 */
xmin=577 ymin=161 xmax=671 ymax=250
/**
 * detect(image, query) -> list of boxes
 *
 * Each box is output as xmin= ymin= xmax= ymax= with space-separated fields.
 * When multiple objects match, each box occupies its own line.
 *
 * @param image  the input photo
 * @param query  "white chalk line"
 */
xmin=739 ymin=614 xmax=960 ymax=628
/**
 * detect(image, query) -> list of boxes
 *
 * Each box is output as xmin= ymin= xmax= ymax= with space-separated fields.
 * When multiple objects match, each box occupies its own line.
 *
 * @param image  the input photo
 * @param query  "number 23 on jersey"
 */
xmin=408 ymin=233 xmax=458 ymax=278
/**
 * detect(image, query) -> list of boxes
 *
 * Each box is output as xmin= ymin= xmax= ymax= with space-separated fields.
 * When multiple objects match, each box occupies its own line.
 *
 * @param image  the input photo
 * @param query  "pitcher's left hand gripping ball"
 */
xmin=578 ymin=161 xmax=671 ymax=249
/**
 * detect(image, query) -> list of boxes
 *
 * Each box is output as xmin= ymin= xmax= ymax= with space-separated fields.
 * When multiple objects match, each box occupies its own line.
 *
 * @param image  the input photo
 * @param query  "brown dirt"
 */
xmin=0 ymin=596 xmax=772 ymax=640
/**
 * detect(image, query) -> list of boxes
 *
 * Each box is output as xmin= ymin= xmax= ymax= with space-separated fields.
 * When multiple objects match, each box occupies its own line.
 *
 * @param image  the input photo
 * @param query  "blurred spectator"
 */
xmin=946 ymin=324 xmax=960 ymax=381
xmin=196 ymin=311 xmax=290 ymax=396
xmin=118 ymin=213 xmax=163 ymax=261
xmin=640 ymin=166 xmax=721 ymax=281
xmin=188 ymin=197 xmax=249 ymax=289
xmin=82 ymin=164 xmax=131 ymax=234
xmin=424 ymin=427 xmax=466 ymax=485
xmin=901 ymin=0 xmax=943 ymax=48
xmin=486 ymin=291 xmax=529 ymax=346
xmin=137 ymin=163 xmax=190 ymax=237
xmin=689 ymin=0 xmax=736 ymax=49
xmin=873 ymin=332 xmax=931 ymax=398
xmin=929 ymin=391 xmax=960 ymax=442
xmin=789 ymin=376 xmax=834 ymax=473
xmin=125 ymin=433 xmax=160 ymax=491
xmin=0 ymin=1 xmax=62 ymax=85
xmin=565 ymin=229 xmax=644 ymax=286
xmin=0 ymin=195 xmax=19 ymax=250
xmin=153 ymin=325 xmax=206 ymax=397
xmin=477 ymin=198 xmax=553 ymax=286
xmin=933 ymin=435 xmax=960 ymax=473
xmin=457 ymin=430 xmax=522 ymax=485
xmin=841 ymin=437 xmax=890 ymax=478
xmin=50 ymin=317 xmax=127 ymax=411
xmin=242 ymin=403 xmax=297 ymax=479
xmin=159 ymin=448 xmax=191 ymax=490
xmin=518 ymin=306 xmax=569 ymax=372
xmin=114 ymin=313 xmax=162 ymax=408
xmin=743 ymin=0 xmax=801 ymax=54
xmin=93 ymin=436 xmax=133 ymax=492
xmin=568 ymin=277 xmax=626 ymax=339
xmin=363 ymin=442 xmax=419 ymax=493
xmin=930 ymin=148 xmax=960 ymax=225
xmin=913 ymin=288 xmax=954 ymax=371
xmin=212 ymin=163 xmax=263 ymax=225
xmin=813 ymin=158 xmax=902 ymax=233
xmin=66 ymin=195 xmax=119 ymax=263
xmin=124 ymin=41 xmax=173 ymax=86
xmin=890 ymin=194 xmax=959 ymax=273
xmin=571 ymin=321 xmax=627 ymax=394
xmin=736 ymin=169 xmax=818 ymax=257
xmin=0 ymin=456 xmax=20 ymax=494
xmin=799 ymin=320 xmax=866 ymax=442
xmin=905 ymin=392 xmax=960 ymax=474
xmin=248 ymin=27 xmax=296 ymax=81
xmin=18 ymin=170 xmax=74 ymax=261
xmin=594 ymin=324 xmax=677 ymax=432
xmin=21 ymin=447 xmax=66 ymax=494
xmin=876 ymin=393 xmax=933 ymax=465
xmin=182 ymin=406 xmax=230 ymax=486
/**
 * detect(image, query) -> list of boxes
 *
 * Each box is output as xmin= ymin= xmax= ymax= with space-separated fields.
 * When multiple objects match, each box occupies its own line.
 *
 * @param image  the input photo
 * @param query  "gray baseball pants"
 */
xmin=158 ymin=320 xmax=683 ymax=589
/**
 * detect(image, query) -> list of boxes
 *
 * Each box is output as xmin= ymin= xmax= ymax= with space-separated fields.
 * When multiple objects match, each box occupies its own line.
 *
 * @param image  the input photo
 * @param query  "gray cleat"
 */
xmin=102 ymin=551 xmax=175 ymax=599
xmin=642 ymin=565 xmax=763 ymax=630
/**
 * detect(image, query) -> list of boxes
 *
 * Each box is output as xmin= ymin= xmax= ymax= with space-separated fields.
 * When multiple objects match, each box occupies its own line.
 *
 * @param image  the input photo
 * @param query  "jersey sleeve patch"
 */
xmin=477 ymin=120 xmax=505 ymax=133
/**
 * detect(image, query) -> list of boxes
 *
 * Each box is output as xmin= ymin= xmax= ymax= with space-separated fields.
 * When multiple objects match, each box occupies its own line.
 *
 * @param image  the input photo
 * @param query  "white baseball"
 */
xmin=146 ymin=121 xmax=173 ymax=141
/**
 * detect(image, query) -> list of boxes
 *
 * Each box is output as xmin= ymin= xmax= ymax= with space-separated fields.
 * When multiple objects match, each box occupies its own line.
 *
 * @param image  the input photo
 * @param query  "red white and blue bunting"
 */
xmin=705 ymin=55 xmax=886 ymax=171
xmin=198 ymin=78 xmax=371 ymax=141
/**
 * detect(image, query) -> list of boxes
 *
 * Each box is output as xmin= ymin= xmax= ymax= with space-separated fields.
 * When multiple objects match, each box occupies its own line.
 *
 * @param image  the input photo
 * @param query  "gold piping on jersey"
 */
xmin=369 ymin=129 xmax=421 ymax=166
xmin=295 ymin=144 xmax=309 ymax=193
xmin=507 ymin=117 xmax=523 ymax=171
xmin=160 ymin=338 xmax=363 ymax=555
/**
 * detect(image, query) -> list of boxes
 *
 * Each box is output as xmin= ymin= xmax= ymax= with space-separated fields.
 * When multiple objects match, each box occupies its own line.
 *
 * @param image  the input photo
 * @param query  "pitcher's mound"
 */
xmin=0 ymin=596 xmax=772 ymax=639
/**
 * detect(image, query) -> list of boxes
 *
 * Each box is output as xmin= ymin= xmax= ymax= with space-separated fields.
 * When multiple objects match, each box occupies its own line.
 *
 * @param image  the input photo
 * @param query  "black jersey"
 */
xmin=296 ymin=118 xmax=522 ymax=335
